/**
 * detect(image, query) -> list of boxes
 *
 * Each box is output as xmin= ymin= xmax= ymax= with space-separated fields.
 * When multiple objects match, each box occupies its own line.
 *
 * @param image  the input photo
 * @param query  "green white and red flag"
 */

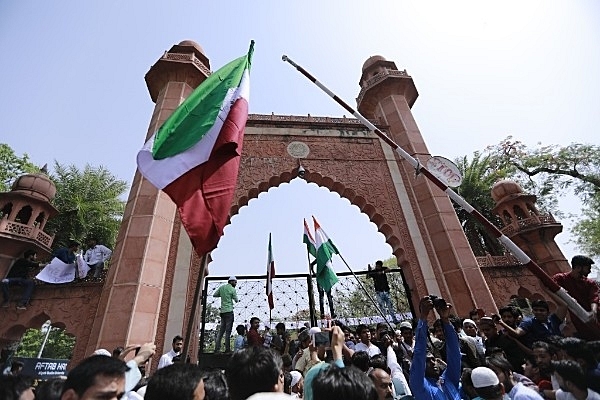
xmin=137 ymin=42 xmax=254 ymax=256
xmin=303 ymin=218 xmax=317 ymax=258
xmin=312 ymin=216 xmax=339 ymax=292
xmin=266 ymin=233 xmax=275 ymax=310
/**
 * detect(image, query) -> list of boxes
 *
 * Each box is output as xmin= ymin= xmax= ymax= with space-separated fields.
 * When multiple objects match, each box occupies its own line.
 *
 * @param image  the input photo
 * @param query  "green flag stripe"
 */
xmin=152 ymin=54 xmax=249 ymax=159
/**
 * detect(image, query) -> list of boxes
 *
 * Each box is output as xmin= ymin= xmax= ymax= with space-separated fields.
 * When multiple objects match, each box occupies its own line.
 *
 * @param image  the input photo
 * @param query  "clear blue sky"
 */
xmin=1 ymin=1 xmax=598 ymax=278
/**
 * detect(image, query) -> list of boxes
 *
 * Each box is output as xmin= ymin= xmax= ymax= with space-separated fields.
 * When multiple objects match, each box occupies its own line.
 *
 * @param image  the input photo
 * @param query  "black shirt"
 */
xmin=368 ymin=269 xmax=390 ymax=292
xmin=7 ymin=258 xmax=38 ymax=279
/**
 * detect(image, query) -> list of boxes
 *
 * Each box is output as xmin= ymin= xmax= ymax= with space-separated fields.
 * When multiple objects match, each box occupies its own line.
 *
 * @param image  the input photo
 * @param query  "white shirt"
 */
xmin=157 ymin=349 xmax=179 ymax=369
xmin=84 ymin=244 xmax=112 ymax=265
xmin=354 ymin=342 xmax=381 ymax=357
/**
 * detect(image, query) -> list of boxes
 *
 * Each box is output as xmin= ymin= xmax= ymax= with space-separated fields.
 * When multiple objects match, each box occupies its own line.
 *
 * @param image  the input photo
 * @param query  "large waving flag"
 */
xmin=137 ymin=42 xmax=254 ymax=256
xmin=266 ymin=233 xmax=275 ymax=310
xmin=312 ymin=216 xmax=339 ymax=292
xmin=303 ymin=218 xmax=317 ymax=257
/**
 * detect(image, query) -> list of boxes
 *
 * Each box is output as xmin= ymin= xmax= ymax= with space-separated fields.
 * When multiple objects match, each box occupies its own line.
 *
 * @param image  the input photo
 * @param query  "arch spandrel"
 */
xmin=230 ymin=122 xmax=434 ymax=309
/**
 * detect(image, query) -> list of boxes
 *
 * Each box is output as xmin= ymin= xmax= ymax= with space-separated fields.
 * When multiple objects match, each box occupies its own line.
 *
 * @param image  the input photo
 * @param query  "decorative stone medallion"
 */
xmin=287 ymin=141 xmax=310 ymax=158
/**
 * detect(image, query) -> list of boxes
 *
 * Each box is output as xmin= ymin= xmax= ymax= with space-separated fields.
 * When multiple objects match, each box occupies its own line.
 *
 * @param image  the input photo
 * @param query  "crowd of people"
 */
xmin=1 ymin=255 xmax=599 ymax=400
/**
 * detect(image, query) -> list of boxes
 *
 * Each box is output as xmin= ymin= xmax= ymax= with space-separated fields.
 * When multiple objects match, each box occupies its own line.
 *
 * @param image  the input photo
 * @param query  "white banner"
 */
xmin=36 ymin=255 xmax=89 ymax=284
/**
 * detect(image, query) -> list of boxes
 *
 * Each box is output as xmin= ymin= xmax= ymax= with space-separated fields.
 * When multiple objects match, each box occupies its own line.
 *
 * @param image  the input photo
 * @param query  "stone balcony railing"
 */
xmin=0 ymin=219 xmax=54 ymax=248
xmin=357 ymin=69 xmax=411 ymax=105
xmin=500 ymin=214 xmax=558 ymax=237
xmin=163 ymin=52 xmax=211 ymax=76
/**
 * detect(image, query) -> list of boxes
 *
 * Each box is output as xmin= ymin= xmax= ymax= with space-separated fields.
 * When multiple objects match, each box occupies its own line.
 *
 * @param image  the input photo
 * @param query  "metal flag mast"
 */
xmin=282 ymin=54 xmax=593 ymax=325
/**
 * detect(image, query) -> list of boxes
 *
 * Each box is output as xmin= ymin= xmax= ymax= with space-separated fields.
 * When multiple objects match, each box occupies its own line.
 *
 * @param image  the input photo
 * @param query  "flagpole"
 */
xmin=282 ymin=55 xmax=593 ymax=325
xmin=182 ymin=253 xmax=209 ymax=364
xmin=317 ymin=221 xmax=397 ymax=330
xmin=306 ymin=251 xmax=318 ymax=327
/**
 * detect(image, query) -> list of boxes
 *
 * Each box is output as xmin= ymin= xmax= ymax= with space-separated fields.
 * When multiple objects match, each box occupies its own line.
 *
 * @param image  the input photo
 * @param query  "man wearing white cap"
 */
xmin=289 ymin=370 xmax=303 ymax=398
xmin=214 ymin=276 xmax=239 ymax=353
xmin=471 ymin=366 xmax=505 ymax=400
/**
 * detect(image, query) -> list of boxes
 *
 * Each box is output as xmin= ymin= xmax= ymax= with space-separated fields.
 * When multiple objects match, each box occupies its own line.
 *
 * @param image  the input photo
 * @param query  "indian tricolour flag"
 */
xmin=266 ymin=233 xmax=275 ymax=310
xmin=137 ymin=41 xmax=254 ymax=256
xmin=303 ymin=218 xmax=317 ymax=258
xmin=312 ymin=216 xmax=339 ymax=292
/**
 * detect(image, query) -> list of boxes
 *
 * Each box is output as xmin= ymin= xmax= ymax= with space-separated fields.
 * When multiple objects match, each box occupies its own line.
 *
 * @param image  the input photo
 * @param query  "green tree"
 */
xmin=453 ymin=153 xmax=508 ymax=256
xmin=0 ymin=143 xmax=37 ymax=191
xmin=46 ymin=163 xmax=127 ymax=249
xmin=485 ymin=137 xmax=600 ymax=256
xmin=572 ymin=194 xmax=600 ymax=257
xmin=16 ymin=323 xmax=75 ymax=359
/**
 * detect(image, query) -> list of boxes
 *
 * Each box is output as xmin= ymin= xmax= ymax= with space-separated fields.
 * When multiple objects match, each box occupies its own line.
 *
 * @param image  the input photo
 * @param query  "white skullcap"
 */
xmin=290 ymin=370 xmax=302 ymax=387
xmin=92 ymin=348 xmax=111 ymax=357
xmin=399 ymin=321 xmax=413 ymax=330
xmin=246 ymin=393 xmax=294 ymax=400
xmin=471 ymin=367 xmax=499 ymax=388
xmin=228 ymin=276 xmax=237 ymax=281
xmin=463 ymin=318 xmax=477 ymax=328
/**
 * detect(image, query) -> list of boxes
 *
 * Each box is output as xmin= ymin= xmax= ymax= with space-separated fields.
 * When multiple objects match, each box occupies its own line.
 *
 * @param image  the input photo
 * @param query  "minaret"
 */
xmin=85 ymin=41 xmax=210 ymax=359
xmin=357 ymin=56 xmax=497 ymax=313
xmin=491 ymin=180 xmax=569 ymax=275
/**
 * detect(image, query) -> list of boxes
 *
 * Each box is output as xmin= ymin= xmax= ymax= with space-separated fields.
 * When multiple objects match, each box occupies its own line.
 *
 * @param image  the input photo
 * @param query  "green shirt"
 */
xmin=213 ymin=283 xmax=238 ymax=313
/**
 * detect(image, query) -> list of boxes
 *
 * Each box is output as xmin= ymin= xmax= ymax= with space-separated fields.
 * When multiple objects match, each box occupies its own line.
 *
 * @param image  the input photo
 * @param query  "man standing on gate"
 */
xmin=213 ymin=276 xmax=239 ymax=353
xmin=84 ymin=237 xmax=112 ymax=279
xmin=368 ymin=260 xmax=400 ymax=324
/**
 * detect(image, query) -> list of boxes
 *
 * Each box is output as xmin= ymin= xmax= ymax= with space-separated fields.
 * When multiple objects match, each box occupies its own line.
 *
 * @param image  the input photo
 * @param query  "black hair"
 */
xmin=173 ymin=335 xmax=183 ymax=343
xmin=68 ymin=241 xmax=80 ymax=248
xmin=61 ymin=355 xmax=129 ymax=397
xmin=558 ymin=337 xmax=595 ymax=367
xmin=312 ymin=364 xmax=377 ymax=400
xmin=35 ymin=377 xmax=64 ymax=400
xmin=284 ymin=371 xmax=292 ymax=394
xmin=355 ymin=324 xmax=369 ymax=336
xmin=351 ymin=351 xmax=371 ymax=372
xmin=235 ymin=324 xmax=246 ymax=335
xmin=532 ymin=340 xmax=558 ymax=356
xmin=200 ymin=368 xmax=229 ymax=400
xmin=485 ymin=354 xmax=513 ymax=374
xmin=298 ymin=330 xmax=310 ymax=343
xmin=498 ymin=306 xmax=519 ymax=317
xmin=225 ymin=346 xmax=282 ymax=400
xmin=375 ymin=260 xmax=383 ymax=266
xmin=530 ymin=299 xmax=549 ymax=311
xmin=369 ymin=354 xmax=390 ymax=374
xmin=145 ymin=363 xmax=204 ymax=400
xmin=275 ymin=322 xmax=286 ymax=331
xmin=250 ymin=316 xmax=260 ymax=324
xmin=571 ymin=255 xmax=594 ymax=267
xmin=0 ymin=375 xmax=33 ymax=400
xmin=552 ymin=360 xmax=587 ymax=390
xmin=112 ymin=346 xmax=124 ymax=358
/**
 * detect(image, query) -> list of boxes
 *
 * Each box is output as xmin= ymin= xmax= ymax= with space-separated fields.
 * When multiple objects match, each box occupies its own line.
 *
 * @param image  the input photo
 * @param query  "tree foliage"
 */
xmin=16 ymin=324 xmax=75 ymax=360
xmin=456 ymin=137 xmax=600 ymax=257
xmin=0 ymin=143 xmax=38 ymax=191
xmin=485 ymin=138 xmax=600 ymax=213
xmin=454 ymin=153 xmax=508 ymax=256
xmin=46 ymin=162 xmax=127 ymax=249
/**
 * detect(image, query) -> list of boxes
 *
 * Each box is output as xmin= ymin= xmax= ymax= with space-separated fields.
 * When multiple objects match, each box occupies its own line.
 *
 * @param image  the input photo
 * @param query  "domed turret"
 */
xmin=491 ymin=180 xmax=524 ymax=203
xmin=11 ymin=167 xmax=56 ymax=202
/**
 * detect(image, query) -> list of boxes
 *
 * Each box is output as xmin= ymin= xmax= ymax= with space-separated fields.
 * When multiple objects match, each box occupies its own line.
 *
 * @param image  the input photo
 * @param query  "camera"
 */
xmin=429 ymin=294 xmax=447 ymax=309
